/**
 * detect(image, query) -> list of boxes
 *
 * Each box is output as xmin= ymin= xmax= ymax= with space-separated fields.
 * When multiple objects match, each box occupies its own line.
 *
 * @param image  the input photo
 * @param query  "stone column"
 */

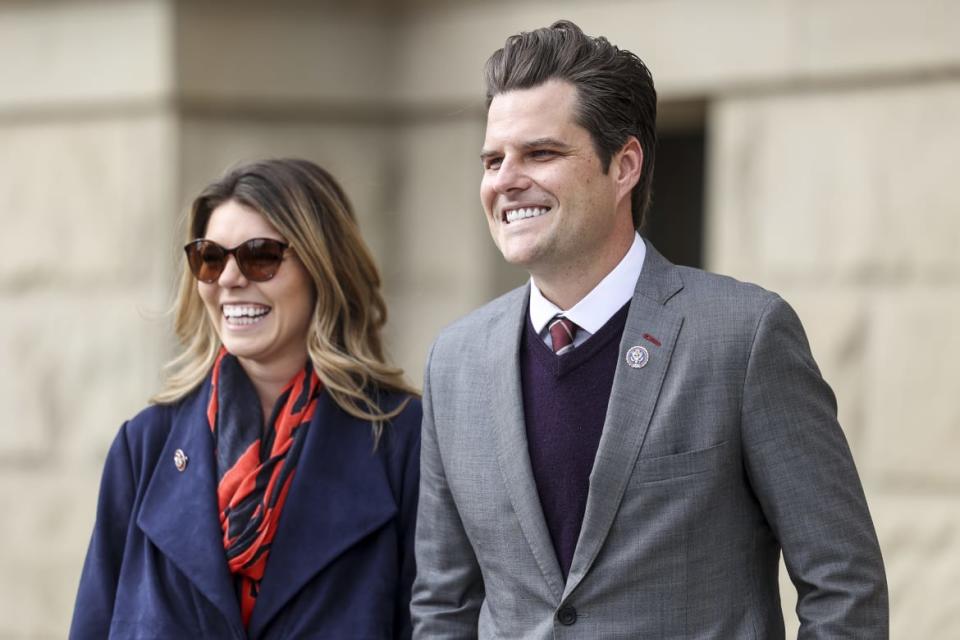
xmin=0 ymin=2 xmax=176 ymax=636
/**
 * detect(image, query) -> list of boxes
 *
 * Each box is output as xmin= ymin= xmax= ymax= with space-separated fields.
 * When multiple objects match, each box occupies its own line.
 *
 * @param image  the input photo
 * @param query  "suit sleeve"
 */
xmin=69 ymin=423 xmax=137 ymax=640
xmin=410 ymin=341 xmax=484 ymax=638
xmin=740 ymin=295 xmax=888 ymax=637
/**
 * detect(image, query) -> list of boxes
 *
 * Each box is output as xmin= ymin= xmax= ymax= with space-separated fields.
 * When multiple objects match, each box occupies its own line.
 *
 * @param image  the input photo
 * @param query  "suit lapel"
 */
xmin=246 ymin=391 xmax=397 ymax=638
xmin=564 ymin=243 xmax=685 ymax=599
xmin=136 ymin=380 xmax=245 ymax=634
xmin=491 ymin=287 xmax=566 ymax=601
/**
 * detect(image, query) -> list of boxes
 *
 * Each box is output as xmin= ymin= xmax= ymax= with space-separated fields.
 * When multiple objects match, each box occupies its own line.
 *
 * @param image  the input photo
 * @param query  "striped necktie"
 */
xmin=548 ymin=316 xmax=579 ymax=355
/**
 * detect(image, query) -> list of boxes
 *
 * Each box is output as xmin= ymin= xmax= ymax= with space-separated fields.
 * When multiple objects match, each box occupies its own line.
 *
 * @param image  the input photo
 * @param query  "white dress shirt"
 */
xmin=529 ymin=232 xmax=646 ymax=350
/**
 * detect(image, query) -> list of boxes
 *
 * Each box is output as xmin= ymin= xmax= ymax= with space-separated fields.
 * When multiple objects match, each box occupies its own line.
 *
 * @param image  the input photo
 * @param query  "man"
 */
xmin=412 ymin=20 xmax=887 ymax=638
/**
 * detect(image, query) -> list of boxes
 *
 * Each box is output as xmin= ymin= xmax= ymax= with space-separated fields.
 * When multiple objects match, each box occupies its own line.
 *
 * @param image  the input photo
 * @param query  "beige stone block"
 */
xmin=873 ymin=495 xmax=960 ymax=637
xmin=391 ymin=118 xmax=489 ymax=292
xmin=385 ymin=116 xmax=501 ymax=382
xmin=861 ymin=290 xmax=960 ymax=485
xmin=0 ymin=467 xmax=102 ymax=639
xmin=397 ymin=0 xmax=960 ymax=104
xmin=708 ymin=82 xmax=960 ymax=283
xmin=176 ymin=1 xmax=391 ymax=105
xmin=0 ymin=291 xmax=167 ymax=464
xmin=386 ymin=287 xmax=482 ymax=390
xmin=178 ymin=119 xmax=393 ymax=263
xmin=0 ymin=0 xmax=172 ymax=109
xmin=395 ymin=0 xmax=795 ymax=105
xmin=0 ymin=115 xmax=176 ymax=287
xmin=385 ymin=246 xmax=516 ymax=387
xmin=386 ymin=263 xmax=527 ymax=392
xmin=796 ymin=0 xmax=960 ymax=77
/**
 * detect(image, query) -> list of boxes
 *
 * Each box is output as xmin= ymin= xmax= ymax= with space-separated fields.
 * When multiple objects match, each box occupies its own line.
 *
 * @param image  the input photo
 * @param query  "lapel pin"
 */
xmin=625 ymin=345 xmax=650 ymax=369
xmin=642 ymin=333 xmax=661 ymax=347
xmin=173 ymin=449 xmax=189 ymax=472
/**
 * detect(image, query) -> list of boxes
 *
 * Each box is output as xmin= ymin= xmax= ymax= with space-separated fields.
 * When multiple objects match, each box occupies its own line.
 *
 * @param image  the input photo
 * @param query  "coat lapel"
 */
xmin=246 ymin=391 xmax=397 ymax=638
xmin=491 ymin=287 xmax=566 ymax=601
xmin=563 ymin=243 xmax=685 ymax=599
xmin=136 ymin=380 xmax=245 ymax=634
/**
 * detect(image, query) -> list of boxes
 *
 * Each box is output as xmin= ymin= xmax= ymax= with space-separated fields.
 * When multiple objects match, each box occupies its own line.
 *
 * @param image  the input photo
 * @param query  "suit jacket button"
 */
xmin=557 ymin=605 xmax=577 ymax=626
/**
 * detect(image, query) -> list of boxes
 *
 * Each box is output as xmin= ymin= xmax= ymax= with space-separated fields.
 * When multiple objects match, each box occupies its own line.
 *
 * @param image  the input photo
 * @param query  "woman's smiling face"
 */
xmin=197 ymin=199 xmax=314 ymax=374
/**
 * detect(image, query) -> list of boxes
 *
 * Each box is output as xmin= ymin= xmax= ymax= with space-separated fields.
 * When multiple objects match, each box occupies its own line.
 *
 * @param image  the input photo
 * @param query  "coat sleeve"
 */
xmin=393 ymin=399 xmax=422 ymax=640
xmin=69 ymin=422 xmax=137 ymax=640
xmin=410 ymin=341 xmax=484 ymax=639
xmin=740 ymin=295 xmax=888 ymax=637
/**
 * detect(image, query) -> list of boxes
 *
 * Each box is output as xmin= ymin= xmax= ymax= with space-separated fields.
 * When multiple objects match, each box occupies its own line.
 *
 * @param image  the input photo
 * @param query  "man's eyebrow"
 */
xmin=480 ymin=138 xmax=572 ymax=161
xmin=521 ymin=137 xmax=571 ymax=151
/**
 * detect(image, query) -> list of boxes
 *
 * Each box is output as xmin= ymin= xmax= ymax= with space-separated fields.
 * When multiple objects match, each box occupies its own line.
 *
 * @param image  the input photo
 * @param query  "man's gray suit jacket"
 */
xmin=412 ymin=242 xmax=887 ymax=639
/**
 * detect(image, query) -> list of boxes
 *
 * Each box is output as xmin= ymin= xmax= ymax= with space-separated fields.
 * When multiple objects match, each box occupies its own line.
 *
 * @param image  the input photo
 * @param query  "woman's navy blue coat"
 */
xmin=70 ymin=378 xmax=421 ymax=639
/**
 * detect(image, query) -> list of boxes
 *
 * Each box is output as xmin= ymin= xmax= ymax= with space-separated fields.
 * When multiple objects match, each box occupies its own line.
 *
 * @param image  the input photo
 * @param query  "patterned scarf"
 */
xmin=207 ymin=348 xmax=322 ymax=627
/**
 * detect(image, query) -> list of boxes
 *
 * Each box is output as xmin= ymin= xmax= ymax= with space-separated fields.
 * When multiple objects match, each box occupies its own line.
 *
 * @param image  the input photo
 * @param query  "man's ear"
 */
xmin=613 ymin=136 xmax=643 ymax=203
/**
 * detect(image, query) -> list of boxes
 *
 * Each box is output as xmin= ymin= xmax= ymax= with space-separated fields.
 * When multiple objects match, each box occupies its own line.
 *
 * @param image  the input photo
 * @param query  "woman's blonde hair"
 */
xmin=153 ymin=158 xmax=416 ymax=436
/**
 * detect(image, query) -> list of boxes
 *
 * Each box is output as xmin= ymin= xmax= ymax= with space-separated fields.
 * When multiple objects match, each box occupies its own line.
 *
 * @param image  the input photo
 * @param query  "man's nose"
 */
xmin=493 ymin=156 xmax=532 ymax=193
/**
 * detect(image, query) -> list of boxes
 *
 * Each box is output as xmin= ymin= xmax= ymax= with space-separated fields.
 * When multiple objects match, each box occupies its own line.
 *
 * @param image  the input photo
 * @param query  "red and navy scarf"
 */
xmin=207 ymin=348 xmax=322 ymax=627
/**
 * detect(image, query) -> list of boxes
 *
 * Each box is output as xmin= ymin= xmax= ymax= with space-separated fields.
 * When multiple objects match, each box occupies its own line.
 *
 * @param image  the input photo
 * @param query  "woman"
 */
xmin=70 ymin=159 xmax=421 ymax=639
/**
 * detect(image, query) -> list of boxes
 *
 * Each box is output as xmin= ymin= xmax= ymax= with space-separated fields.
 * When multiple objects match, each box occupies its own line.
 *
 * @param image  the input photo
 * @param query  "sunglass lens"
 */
xmin=238 ymin=239 xmax=286 ymax=281
xmin=186 ymin=240 xmax=226 ymax=283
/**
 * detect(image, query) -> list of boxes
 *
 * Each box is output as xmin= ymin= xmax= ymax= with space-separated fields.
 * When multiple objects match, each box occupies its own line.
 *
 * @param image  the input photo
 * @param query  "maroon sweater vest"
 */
xmin=520 ymin=302 xmax=630 ymax=578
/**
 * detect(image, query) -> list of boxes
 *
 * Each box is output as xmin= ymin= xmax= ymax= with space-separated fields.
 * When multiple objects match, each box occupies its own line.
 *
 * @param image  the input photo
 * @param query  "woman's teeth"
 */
xmin=222 ymin=304 xmax=270 ymax=325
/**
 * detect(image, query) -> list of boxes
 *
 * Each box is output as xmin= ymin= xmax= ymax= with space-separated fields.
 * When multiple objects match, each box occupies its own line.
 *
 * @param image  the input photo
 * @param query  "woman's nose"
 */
xmin=217 ymin=254 xmax=248 ymax=287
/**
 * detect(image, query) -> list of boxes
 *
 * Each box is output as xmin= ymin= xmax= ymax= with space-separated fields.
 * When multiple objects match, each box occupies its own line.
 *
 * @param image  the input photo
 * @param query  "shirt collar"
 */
xmin=529 ymin=232 xmax=646 ymax=334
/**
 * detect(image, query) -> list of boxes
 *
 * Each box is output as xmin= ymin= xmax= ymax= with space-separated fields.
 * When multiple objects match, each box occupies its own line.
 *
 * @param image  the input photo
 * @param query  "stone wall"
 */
xmin=2 ymin=0 xmax=957 ymax=636
xmin=0 ymin=3 xmax=176 ymax=637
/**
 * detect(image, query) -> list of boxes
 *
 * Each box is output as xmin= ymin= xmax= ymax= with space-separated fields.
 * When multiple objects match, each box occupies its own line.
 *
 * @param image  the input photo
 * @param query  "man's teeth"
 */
xmin=505 ymin=207 xmax=550 ymax=223
xmin=222 ymin=305 xmax=270 ymax=323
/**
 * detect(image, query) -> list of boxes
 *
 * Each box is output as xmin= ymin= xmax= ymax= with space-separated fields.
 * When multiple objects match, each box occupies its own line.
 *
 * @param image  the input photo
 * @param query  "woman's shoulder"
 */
xmin=365 ymin=389 xmax=421 ymax=455
xmin=126 ymin=402 xmax=175 ymax=430
xmin=119 ymin=386 xmax=206 ymax=454
xmin=369 ymin=391 xmax=421 ymax=493
xmin=381 ymin=390 xmax=422 ymax=431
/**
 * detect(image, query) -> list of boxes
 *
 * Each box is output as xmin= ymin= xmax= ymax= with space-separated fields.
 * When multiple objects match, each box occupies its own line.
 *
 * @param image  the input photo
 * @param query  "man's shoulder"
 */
xmin=673 ymin=264 xmax=776 ymax=307
xmin=434 ymin=284 xmax=528 ymax=345
xmin=663 ymin=264 xmax=805 ymax=343
xmin=640 ymin=242 xmax=780 ymax=316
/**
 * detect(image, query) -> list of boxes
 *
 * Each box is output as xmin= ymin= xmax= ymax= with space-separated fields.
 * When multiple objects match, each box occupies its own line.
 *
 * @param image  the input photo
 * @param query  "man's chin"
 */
xmin=498 ymin=249 xmax=540 ymax=269
xmin=494 ymin=237 xmax=545 ymax=267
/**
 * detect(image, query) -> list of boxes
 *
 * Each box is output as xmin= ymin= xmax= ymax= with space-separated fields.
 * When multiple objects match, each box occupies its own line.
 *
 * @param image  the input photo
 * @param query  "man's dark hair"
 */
xmin=484 ymin=20 xmax=657 ymax=229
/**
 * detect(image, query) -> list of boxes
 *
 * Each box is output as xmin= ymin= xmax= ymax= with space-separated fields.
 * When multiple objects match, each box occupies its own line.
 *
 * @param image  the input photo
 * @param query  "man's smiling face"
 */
xmin=480 ymin=79 xmax=625 ymax=279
